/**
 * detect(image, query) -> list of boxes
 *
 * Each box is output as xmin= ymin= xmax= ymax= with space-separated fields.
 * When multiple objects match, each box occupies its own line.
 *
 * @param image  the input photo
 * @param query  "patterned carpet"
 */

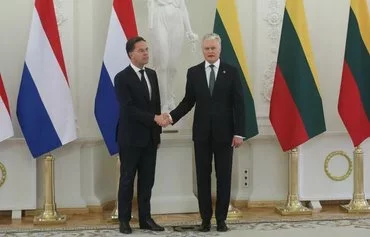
xmin=1 ymin=218 xmax=370 ymax=236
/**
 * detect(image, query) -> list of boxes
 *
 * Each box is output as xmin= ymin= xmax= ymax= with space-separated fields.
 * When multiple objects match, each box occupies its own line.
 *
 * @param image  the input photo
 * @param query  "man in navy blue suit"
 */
xmin=114 ymin=36 xmax=167 ymax=234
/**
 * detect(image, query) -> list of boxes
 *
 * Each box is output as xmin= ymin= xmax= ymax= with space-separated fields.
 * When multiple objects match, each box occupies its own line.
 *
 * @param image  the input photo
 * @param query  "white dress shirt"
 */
xmin=130 ymin=63 xmax=152 ymax=99
xmin=205 ymin=59 xmax=220 ymax=87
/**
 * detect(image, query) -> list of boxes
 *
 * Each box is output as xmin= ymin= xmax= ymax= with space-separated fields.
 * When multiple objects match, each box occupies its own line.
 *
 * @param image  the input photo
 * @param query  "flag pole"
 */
xmin=341 ymin=146 xmax=370 ymax=213
xmin=34 ymin=154 xmax=66 ymax=224
xmin=111 ymin=155 xmax=120 ymax=220
xmin=275 ymin=148 xmax=312 ymax=215
xmin=111 ymin=155 xmax=135 ymax=221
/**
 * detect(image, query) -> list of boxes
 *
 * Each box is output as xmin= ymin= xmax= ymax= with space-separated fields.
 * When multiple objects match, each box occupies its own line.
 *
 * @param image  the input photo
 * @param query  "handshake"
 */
xmin=154 ymin=113 xmax=173 ymax=127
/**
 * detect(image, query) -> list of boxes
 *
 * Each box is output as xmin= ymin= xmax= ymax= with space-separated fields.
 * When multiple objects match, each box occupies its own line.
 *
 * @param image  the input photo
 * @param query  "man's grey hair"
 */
xmin=202 ymin=33 xmax=222 ymax=46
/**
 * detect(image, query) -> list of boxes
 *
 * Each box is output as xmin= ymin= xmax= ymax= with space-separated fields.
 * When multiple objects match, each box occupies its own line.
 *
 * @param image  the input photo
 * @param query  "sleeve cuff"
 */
xmin=234 ymin=135 xmax=245 ymax=139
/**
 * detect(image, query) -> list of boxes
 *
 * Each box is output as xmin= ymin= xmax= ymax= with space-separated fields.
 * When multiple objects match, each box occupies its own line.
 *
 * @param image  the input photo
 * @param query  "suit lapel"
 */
xmin=128 ymin=66 xmax=150 ymax=102
xmin=199 ymin=62 xmax=211 ymax=97
xmin=216 ymin=63 xmax=225 ymax=81
xmin=213 ymin=62 xmax=227 ymax=97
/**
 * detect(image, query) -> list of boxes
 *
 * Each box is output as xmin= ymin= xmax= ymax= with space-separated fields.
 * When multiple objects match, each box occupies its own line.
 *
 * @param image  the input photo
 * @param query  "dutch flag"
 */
xmin=0 ymin=73 xmax=14 ymax=142
xmin=16 ymin=0 xmax=77 ymax=158
xmin=94 ymin=0 xmax=138 ymax=156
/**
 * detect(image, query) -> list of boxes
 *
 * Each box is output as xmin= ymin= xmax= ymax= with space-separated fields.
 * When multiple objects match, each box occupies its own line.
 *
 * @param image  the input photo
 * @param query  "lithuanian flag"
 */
xmin=269 ymin=0 xmax=326 ymax=151
xmin=214 ymin=0 xmax=258 ymax=140
xmin=338 ymin=0 xmax=370 ymax=147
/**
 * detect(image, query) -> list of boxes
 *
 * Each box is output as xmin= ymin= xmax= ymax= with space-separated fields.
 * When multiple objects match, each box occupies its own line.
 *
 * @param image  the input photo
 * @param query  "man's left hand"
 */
xmin=231 ymin=136 xmax=243 ymax=148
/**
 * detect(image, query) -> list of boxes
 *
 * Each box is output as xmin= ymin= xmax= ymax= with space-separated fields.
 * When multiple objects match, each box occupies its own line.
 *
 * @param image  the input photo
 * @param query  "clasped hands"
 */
xmin=154 ymin=113 xmax=173 ymax=127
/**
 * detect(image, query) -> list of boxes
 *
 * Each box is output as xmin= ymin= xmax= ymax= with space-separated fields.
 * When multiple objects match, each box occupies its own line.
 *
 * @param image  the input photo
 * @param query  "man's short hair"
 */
xmin=126 ymin=36 xmax=146 ymax=58
xmin=202 ymin=33 xmax=222 ymax=46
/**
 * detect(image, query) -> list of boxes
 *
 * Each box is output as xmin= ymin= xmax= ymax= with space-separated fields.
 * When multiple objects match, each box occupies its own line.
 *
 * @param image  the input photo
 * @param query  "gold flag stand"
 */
xmin=111 ymin=155 xmax=136 ymax=221
xmin=275 ymin=148 xmax=312 ymax=215
xmin=34 ymin=155 xmax=66 ymax=224
xmin=341 ymin=146 xmax=370 ymax=213
xmin=226 ymin=204 xmax=243 ymax=220
xmin=111 ymin=156 xmax=120 ymax=220
xmin=210 ymin=203 xmax=242 ymax=221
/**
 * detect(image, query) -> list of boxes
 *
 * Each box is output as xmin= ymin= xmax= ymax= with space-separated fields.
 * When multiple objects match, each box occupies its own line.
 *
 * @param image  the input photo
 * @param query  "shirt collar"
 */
xmin=130 ymin=63 xmax=145 ymax=73
xmin=205 ymin=59 xmax=220 ymax=69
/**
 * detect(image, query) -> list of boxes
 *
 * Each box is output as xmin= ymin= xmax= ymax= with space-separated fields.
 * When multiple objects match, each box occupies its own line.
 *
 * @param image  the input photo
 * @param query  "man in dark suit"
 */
xmin=114 ymin=36 xmax=166 ymax=234
xmin=169 ymin=33 xmax=245 ymax=232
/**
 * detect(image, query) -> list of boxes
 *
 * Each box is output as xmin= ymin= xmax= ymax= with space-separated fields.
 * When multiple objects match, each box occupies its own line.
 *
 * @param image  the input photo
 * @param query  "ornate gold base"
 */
xmin=210 ymin=204 xmax=243 ymax=221
xmin=340 ymin=200 xmax=370 ymax=213
xmin=227 ymin=204 xmax=243 ymax=220
xmin=275 ymin=198 xmax=312 ymax=216
xmin=275 ymin=205 xmax=312 ymax=216
xmin=109 ymin=203 xmax=136 ymax=223
xmin=111 ymin=202 xmax=118 ymax=221
xmin=33 ymin=205 xmax=66 ymax=225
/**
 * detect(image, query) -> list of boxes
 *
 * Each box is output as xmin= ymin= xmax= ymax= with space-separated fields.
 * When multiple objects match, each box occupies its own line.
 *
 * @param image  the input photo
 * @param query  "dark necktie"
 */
xmin=139 ymin=69 xmax=150 ymax=99
xmin=209 ymin=64 xmax=215 ymax=96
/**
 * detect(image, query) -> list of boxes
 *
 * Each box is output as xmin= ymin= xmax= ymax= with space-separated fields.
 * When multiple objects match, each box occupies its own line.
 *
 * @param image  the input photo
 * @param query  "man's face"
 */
xmin=202 ymin=39 xmax=221 ymax=64
xmin=130 ymin=41 xmax=149 ymax=68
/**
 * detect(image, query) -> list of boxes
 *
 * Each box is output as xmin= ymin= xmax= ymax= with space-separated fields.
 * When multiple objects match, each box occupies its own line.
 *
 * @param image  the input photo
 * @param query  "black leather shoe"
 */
xmin=139 ymin=218 xmax=165 ymax=231
xmin=119 ymin=221 xmax=132 ymax=234
xmin=217 ymin=220 xmax=229 ymax=232
xmin=198 ymin=220 xmax=211 ymax=232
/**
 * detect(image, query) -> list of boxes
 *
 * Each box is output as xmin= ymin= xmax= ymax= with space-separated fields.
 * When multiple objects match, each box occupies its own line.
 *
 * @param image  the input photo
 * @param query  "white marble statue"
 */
xmin=148 ymin=0 xmax=198 ymax=112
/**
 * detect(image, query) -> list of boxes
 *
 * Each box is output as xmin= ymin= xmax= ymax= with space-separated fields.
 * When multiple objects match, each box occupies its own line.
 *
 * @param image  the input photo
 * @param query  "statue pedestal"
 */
xmin=151 ymin=132 xmax=198 ymax=214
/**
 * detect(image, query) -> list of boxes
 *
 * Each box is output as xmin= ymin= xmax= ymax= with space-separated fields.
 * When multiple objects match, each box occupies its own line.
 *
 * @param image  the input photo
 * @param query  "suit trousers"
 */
xmin=194 ymin=134 xmax=233 ymax=222
xmin=118 ymin=140 xmax=157 ymax=222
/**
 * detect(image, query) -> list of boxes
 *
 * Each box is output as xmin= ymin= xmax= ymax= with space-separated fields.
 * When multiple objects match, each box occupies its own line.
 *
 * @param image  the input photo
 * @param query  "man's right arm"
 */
xmin=114 ymin=72 xmax=156 ymax=127
xmin=169 ymin=69 xmax=196 ymax=124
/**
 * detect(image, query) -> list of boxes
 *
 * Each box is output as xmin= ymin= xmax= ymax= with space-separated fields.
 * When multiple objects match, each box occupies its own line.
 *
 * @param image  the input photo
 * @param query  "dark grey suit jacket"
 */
xmin=170 ymin=61 xmax=245 ymax=142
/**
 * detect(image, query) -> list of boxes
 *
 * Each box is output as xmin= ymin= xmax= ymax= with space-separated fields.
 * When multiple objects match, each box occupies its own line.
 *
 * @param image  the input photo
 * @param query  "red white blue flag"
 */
xmin=0 ymin=73 xmax=14 ymax=142
xmin=94 ymin=0 xmax=138 ymax=155
xmin=17 ymin=0 xmax=77 ymax=158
